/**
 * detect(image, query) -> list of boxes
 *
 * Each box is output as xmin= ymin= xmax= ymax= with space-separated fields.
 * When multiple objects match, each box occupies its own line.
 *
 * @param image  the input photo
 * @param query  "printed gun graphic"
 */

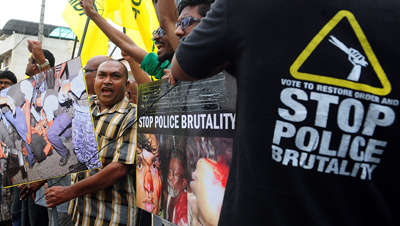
xmin=329 ymin=35 xmax=368 ymax=81
xmin=329 ymin=35 xmax=368 ymax=66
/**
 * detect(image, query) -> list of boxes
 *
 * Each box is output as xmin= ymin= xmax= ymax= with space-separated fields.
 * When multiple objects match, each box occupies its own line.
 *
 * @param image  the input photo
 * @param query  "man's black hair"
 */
xmin=43 ymin=49 xmax=55 ymax=67
xmin=0 ymin=69 xmax=17 ymax=84
xmin=137 ymin=133 xmax=160 ymax=156
xmin=177 ymin=0 xmax=215 ymax=17
xmin=32 ymin=49 xmax=55 ymax=68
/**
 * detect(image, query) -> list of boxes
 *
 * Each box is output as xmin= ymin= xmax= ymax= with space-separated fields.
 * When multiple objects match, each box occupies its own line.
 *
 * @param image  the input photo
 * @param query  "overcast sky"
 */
xmin=0 ymin=0 xmax=69 ymax=28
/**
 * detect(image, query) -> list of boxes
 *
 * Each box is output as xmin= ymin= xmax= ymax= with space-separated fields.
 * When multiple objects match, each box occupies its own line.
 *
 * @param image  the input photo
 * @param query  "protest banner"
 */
xmin=0 ymin=57 xmax=100 ymax=187
xmin=136 ymin=72 xmax=237 ymax=226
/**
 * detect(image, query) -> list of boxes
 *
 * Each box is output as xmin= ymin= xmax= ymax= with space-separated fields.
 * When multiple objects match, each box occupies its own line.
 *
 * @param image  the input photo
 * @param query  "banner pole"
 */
xmin=71 ymin=36 xmax=78 ymax=59
xmin=109 ymin=45 xmax=118 ymax=57
xmin=109 ymin=27 xmax=126 ymax=57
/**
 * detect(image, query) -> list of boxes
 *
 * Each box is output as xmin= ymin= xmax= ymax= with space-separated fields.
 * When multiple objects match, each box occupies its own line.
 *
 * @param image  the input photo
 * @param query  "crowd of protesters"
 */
xmin=1 ymin=0 xmax=399 ymax=226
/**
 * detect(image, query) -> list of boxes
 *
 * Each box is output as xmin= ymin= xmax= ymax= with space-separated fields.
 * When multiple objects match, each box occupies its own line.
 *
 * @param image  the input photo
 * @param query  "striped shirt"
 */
xmin=69 ymin=96 xmax=137 ymax=226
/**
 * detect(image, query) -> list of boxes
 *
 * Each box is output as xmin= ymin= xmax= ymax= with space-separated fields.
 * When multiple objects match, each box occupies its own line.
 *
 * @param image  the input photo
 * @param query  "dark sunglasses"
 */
xmin=174 ymin=16 xmax=201 ymax=31
xmin=152 ymin=28 xmax=165 ymax=37
xmin=84 ymin=68 xmax=97 ymax=74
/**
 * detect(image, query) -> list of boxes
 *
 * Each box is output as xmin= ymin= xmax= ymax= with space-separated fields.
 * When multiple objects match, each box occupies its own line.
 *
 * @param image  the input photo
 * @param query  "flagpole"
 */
xmin=109 ymin=27 xmax=126 ymax=57
xmin=77 ymin=16 xmax=90 ymax=57
xmin=109 ymin=44 xmax=117 ymax=57
xmin=71 ymin=36 xmax=78 ymax=59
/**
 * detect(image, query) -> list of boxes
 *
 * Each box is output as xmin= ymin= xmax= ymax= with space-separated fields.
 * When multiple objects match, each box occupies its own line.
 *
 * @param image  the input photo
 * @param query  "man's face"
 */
xmin=136 ymin=134 xmax=162 ymax=214
xmin=153 ymin=28 xmax=174 ymax=63
xmin=85 ymin=56 xmax=111 ymax=95
xmin=175 ymin=6 xmax=203 ymax=40
xmin=125 ymin=80 xmax=137 ymax=104
xmin=93 ymin=61 xmax=128 ymax=111
xmin=0 ymin=78 xmax=13 ymax=90
xmin=167 ymin=158 xmax=185 ymax=198
xmin=84 ymin=67 xmax=97 ymax=96
xmin=188 ymin=158 xmax=225 ymax=226
xmin=25 ymin=56 xmax=37 ymax=77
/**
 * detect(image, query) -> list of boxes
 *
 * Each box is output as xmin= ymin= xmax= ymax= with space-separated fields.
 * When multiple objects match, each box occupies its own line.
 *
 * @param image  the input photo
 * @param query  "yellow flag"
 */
xmin=62 ymin=0 xmax=109 ymax=66
xmin=126 ymin=29 xmax=147 ymax=51
xmin=106 ymin=0 xmax=136 ymax=29
xmin=106 ymin=0 xmax=159 ymax=53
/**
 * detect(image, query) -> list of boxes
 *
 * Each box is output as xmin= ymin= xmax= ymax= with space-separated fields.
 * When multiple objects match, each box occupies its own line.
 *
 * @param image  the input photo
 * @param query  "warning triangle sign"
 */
xmin=290 ymin=10 xmax=391 ymax=96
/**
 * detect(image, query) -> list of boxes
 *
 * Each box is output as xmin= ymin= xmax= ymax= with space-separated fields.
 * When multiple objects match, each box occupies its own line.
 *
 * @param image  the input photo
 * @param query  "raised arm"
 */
xmin=27 ymin=39 xmax=50 ymax=72
xmin=158 ymin=0 xmax=180 ymax=50
xmin=121 ymin=51 xmax=151 ymax=84
xmin=80 ymin=0 xmax=148 ymax=64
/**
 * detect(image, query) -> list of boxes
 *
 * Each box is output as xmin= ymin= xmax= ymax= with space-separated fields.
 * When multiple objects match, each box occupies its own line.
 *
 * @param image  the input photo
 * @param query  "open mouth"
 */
xmin=101 ymin=87 xmax=113 ymax=96
xmin=191 ymin=171 xmax=197 ymax=181
xmin=156 ymin=42 xmax=165 ymax=54
xmin=143 ymin=201 xmax=155 ymax=213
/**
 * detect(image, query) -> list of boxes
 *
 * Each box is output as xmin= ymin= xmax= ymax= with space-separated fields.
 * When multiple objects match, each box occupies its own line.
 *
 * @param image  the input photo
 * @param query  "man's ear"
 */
xmin=125 ymin=80 xmax=131 ymax=90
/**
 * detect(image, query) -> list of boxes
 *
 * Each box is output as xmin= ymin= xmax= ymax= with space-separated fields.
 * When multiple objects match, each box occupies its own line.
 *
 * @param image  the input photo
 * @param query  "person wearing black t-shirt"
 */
xmin=171 ymin=0 xmax=400 ymax=225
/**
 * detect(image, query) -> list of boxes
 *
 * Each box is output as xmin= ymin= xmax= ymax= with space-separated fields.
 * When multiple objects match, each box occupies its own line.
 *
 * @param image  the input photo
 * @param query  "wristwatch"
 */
xmin=37 ymin=59 xmax=50 ymax=69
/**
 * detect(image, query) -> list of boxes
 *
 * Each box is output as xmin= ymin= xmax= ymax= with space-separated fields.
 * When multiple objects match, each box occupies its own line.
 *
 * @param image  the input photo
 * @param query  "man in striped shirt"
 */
xmin=44 ymin=59 xmax=137 ymax=226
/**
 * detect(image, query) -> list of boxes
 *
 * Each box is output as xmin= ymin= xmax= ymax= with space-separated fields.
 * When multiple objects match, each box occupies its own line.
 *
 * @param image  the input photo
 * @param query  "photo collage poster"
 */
xmin=136 ymin=72 xmax=237 ymax=226
xmin=0 ymin=57 xmax=101 ymax=187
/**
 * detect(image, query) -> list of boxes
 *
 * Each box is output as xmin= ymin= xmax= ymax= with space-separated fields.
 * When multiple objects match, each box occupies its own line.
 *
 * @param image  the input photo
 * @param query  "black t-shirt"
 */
xmin=176 ymin=0 xmax=400 ymax=225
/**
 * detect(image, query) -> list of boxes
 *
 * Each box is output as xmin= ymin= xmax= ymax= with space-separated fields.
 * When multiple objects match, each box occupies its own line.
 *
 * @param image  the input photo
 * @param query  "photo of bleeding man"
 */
xmin=186 ymin=137 xmax=232 ymax=226
xmin=162 ymin=137 xmax=188 ymax=226
xmin=136 ymin=134 xmax=233 ymax=226
xmin=136 ymin=133 xmax=162 ymax=215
